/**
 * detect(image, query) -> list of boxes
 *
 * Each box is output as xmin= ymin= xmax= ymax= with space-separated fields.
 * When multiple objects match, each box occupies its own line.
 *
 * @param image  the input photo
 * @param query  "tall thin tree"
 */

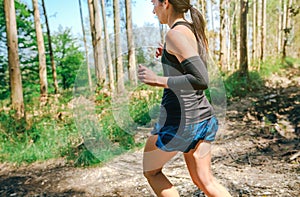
xmin=252 ymin=0 xmax=257 ymax=60
xmin=125 ymin=0 xmax=137 ymax=86
xmin=209 ymin=0 xmax=216 ymax=56
xmin=277 ymin=0 xmax=283 ymax=55
xmin=219 ymin=0 xmax=227 ymax=70
xmin=88 ymin=0 xmax=106 ymax=86
xmin=4 ymin=0 xmax=25 ymax=119
xmin=239 ymin=0 xmax=248 ymax=77
xmin=113 ymin=0 xmax=125 ymax=93
xmin=32 ymin=0 xmax=48 ymax=101
xmin=260 ymin=0 xmax=267 ymax=62
xmin=282 ymin=0 xmax=293 ymax=60
xmin=41 ymin=0 xmax=58 ymax=94
xmin=78 ymin=0 xmax=93 ymax=91
xmin=100 ymin=0 xmax=114 ymax=91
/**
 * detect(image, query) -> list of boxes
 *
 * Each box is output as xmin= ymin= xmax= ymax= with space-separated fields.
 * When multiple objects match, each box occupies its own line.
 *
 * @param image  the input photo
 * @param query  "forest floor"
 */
xmin=0 ymin=67 xmax=299 ymax=197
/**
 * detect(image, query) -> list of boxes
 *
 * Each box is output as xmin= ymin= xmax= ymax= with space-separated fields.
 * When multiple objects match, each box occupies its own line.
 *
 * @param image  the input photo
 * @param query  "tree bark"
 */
xmin=277 ymin=0 xmax=283 ymax=55
xmin=260 ymin=0 xmax=267 ymax=61
xmin=114 ymin=0 xmax=125 ymax=93
xmin=239 ymin=0 xmax=248 ymax=77
xmin=32 ymin=0 xmax=48 ymax=101
xmin=231 ymin=0 xmax=239 ymax=70
xmin=125 ymin=0 xmax=137 ymax=86
xmin=210 ymin=0 xmax=216 ymax=57
xmin=282 ymin=0 xmax=292 ymax=60
xmin=4 ymin=0 xmax=25 ymax=119
xmin=41 ymin=0 xmax=58 ymax=94
xmin=252 ymin=0 xmax=257 ymax=60
xmin=100 ymin=0 xmax=115 ymax=91
xmin=79 ymin=0 xmax=93 ymax=91
xmin=219 ymin=0 xmax=227 ymax=70
xmin=88 ymin=0 xmax=106 ymax=87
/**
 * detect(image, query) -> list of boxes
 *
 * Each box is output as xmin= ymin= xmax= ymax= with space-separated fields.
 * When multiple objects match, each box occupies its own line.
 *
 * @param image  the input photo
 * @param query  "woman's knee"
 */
xmin=143 ymin=168 xmax=162 ymax=180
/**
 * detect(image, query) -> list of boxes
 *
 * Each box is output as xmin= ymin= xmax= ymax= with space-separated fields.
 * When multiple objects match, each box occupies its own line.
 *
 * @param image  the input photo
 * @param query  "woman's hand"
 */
xmin=138 ymin=65 xmax=168 ymax=88
xmin=155 ymin=43 xmax=163 ymax=58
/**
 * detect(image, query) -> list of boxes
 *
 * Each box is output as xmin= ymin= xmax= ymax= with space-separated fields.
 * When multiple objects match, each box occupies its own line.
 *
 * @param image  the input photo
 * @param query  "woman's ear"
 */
xmin=163 ymin=0 xmax=169 ymax=9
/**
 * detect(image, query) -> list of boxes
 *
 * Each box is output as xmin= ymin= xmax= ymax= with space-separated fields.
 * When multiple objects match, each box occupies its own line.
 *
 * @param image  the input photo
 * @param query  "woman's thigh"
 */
xmin=143 ymin=135 xmax=178 ymax=173
xmin=183 ymin=141 xmax=213 ymax=184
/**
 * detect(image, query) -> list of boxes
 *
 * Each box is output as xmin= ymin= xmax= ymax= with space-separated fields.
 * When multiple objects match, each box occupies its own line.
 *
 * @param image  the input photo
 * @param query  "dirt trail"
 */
xmin=0 ymin=69 xmax=299 ymax=196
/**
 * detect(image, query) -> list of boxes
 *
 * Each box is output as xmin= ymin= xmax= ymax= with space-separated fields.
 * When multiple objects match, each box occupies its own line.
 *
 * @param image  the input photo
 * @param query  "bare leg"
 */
xmin=143 ymin=135 xmax=180 ymax=197
xmin=184 ymin=141 xmax=232 ymax=197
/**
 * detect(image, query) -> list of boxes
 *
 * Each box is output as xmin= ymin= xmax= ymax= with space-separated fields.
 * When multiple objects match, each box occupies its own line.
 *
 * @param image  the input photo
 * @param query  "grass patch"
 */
xmin=0 ymin=85 xmax=162 ymax=166
xmin=224 ymin=71 xmax=264 ymax=98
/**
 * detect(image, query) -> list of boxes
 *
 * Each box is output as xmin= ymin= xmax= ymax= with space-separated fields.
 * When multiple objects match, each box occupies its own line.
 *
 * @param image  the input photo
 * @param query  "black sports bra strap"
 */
xmin=171 ymin=21 xmax=193 ymax=30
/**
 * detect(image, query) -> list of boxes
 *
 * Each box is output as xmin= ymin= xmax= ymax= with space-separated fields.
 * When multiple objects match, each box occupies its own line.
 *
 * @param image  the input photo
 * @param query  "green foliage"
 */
xmin=52 ymin=26 xmax=84 ymax=90
xmin=224 ymin=58 xmax=292 ymax=99
xmin=257 ymin=58 xmax=287 ymax=77
xmin=225 ymin=71 xmax=264 ymax=98
xmin=129 ymin=85 xmax=162 ymax=126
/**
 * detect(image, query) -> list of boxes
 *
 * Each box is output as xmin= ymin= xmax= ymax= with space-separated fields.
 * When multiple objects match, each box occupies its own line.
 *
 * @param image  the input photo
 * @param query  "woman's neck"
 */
xmin=167 ymin=13 xmax=185 ymax=28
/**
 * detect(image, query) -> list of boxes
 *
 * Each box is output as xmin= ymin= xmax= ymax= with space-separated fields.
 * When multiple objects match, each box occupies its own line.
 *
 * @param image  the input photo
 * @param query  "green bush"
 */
xmin=225 ymin=71 xmax=264 ymax=98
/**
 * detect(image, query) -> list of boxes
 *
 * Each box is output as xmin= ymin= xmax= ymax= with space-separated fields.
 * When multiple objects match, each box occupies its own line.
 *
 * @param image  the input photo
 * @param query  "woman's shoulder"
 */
xmin=165 ymin=26 xmax=198 ymax=61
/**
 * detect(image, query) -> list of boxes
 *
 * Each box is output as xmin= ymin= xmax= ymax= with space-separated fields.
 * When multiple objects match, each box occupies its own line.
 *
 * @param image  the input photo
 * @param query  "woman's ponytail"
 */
xmin=189 ymin=6 xmax=208 ymax=52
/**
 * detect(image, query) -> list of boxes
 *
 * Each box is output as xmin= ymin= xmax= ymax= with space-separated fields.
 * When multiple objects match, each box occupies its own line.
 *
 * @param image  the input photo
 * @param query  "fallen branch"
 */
xmin=290 ymin=151 xmax=300 ymax=161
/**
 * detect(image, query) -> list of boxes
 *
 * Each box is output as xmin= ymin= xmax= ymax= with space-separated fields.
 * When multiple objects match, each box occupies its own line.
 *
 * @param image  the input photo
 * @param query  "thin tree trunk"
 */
xmin=260 ymin=0 xmax=267 ymax=62
xmin=239 ymin=0 xmax=248 ymax=77
xmin=201 ymin=0 xmax=206 ymax=15
xmin=252 ymin=0 xmax=257 ymax=61
xmin=226 ymin=0 xmax=231 ymax=71
xmin=277 ymin=0 xmax=283 ymax=55
xmin=100 ymin=0 xmax=114 ymax=91
xmin=219 ymin=0 xmax=227 ymax=70
xmin=196 ymin=0 xmax=206 ymax=15
xmin=234 ymin=0 xmax=240 ymax=70
xmin=282 ymin=0 xmax=292 ymax=60
xmin=4 ymin=0 xmax=25 ymax=119
xmin=79 ymin=0 xmax=93 ymax=91
xmin=88 ymin=0 xmax=106 ymax=87
xmin=32 ymin=0 xmax=48 ymax=102
xmin=41 ymin=0 xmax=58 ymax=94
xmin=210 ymin=1 xmax=216 ymax=57
xmin=125 ymin=0 xmax=137 ymax=86
xmin=114 ymin=0 xmax=125 ymax=93
xmin=159 ymin=23 xmax=165 ymax=44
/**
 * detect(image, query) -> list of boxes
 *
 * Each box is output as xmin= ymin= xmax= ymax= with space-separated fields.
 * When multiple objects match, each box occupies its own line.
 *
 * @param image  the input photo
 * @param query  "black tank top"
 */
xmin=158 ymin=21 xmax=214 ymax=127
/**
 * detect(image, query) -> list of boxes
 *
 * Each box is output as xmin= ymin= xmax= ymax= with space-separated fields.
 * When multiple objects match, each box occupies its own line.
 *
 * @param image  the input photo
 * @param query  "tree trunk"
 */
xmin=100 ymin=0 xmax=114 ymax=91
xmin=210 ymin=0 xmax=216 ymax=57
xmin=252 ymin=0 xmax=257 ymax=60
xmin=282 ymin=0 xmax=292 ymax=60
xmin=79 ymin=0 xmax=93 ymax=91
xmin=219 ymin=0 xmax=227 ymax=70
xmin=125 ymin=0 xmax=137 ymax=86
xmin=226 ymin=0 xmax=231 ymax=71
xmin=4 ymin=0 xmax=25 ymax=119
xmin=114 ymin=0 xmax=125 ymax=93
xmin=159 ymin=23 xmax=165 ymax=44
xmin=277 ymin=0 xmax=283 ymax=55
xmin=201 ymin=0 xmax=206 ymax=15
xmin=260 ymin=0 xmax=267 ymax=61
xmin=196 ymin=0 xmax=206 ymax=15
xmin=239 ymin=0 xmax=248 ymax=77
xmin=41 ymin=0 xmax=58 ymax=94
xmin=232 ymin=0 xmax=239 ymax=70
xmin=88 ymin=0 xmax=106 ymax=87
xmin=32 ymin=0 xmax=48 ymax=102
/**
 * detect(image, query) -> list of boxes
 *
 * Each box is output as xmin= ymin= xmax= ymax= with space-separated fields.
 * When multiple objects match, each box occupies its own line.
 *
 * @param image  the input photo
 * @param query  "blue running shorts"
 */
xmin=151 ymin=116 xmax=219 ymax=153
